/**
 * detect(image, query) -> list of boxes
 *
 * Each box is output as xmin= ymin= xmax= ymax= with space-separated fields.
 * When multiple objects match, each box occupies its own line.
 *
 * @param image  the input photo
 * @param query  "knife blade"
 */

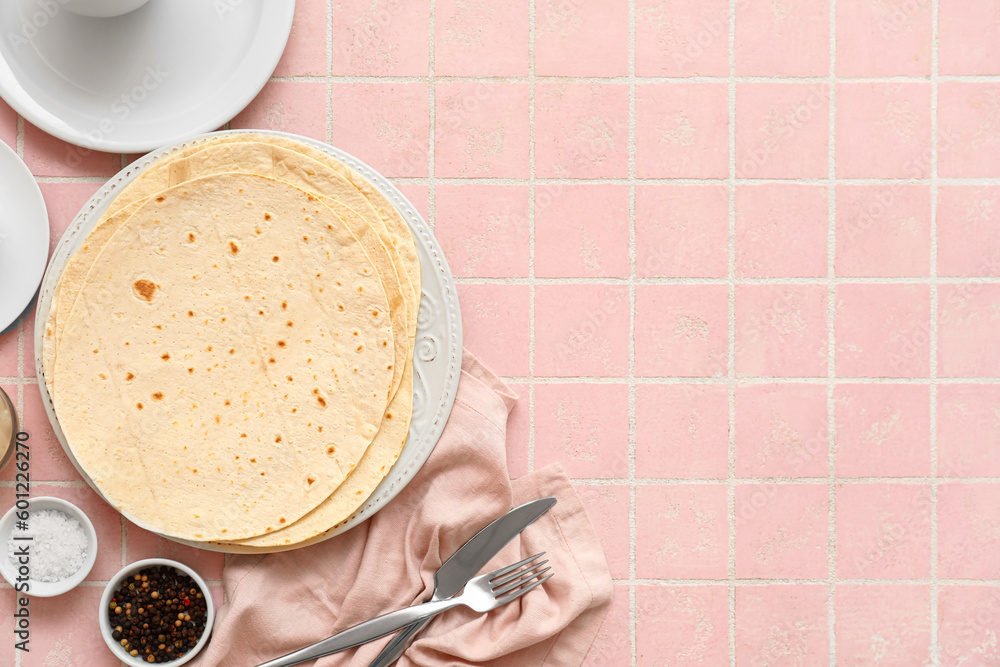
xmin=368 ymin=496 xmax=557 ymax=666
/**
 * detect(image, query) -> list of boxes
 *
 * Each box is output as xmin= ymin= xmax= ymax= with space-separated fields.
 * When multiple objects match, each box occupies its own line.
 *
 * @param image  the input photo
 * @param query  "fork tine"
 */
xmin=491 ymin=559 xmax=549 ymax=590
xmin=493 ymin=566 xmax=552 ymax=597
xmin=488 ymin=552 xmax=546 ymax=581
xmin=495 ymin=572 xmax=554 ymax=607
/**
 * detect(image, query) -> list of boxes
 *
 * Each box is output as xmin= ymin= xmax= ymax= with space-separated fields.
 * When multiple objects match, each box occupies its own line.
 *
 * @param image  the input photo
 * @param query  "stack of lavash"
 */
xmin=42 ymin=134 xmax=421 ymax=551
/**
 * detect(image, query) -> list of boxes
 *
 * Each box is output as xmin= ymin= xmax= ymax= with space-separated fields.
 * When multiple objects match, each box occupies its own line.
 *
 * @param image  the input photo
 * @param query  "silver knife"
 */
xmin=368 ymin=496 xmax=557 ymax=666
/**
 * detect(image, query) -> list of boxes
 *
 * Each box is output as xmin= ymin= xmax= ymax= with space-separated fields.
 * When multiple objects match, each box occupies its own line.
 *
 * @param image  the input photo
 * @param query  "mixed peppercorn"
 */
xmin=108 ymin=565 xmax=208 ymax=663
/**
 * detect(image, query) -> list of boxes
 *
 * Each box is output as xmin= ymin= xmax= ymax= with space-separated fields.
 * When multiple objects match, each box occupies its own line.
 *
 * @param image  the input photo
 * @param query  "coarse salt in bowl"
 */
xmin=0 ymin=496 xmax=98 ymax=597
xmin=99 ymin=558 xmax=215 ymax=666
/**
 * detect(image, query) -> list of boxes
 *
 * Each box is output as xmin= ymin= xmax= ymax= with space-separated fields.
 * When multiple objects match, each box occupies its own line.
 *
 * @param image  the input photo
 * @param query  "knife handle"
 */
xmin=368 ymin=618 xmax=429 ymax=666
xmin=255 ymin=598 xmax=457 ymax=667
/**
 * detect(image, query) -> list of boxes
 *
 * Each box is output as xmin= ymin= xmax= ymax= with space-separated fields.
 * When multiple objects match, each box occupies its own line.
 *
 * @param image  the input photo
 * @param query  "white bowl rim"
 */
xmin=99 ymin=558 xmax=215 ymax=666
xmin=0 ymin=495 xmax=98 ymax=597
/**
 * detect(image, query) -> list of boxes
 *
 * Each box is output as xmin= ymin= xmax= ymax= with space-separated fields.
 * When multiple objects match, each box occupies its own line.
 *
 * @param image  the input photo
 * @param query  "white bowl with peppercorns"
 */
xmin=99 ymin=558 xmax=215 ymax=665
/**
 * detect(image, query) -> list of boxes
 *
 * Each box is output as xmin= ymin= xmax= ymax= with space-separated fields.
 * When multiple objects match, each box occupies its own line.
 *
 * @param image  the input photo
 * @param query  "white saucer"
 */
xmin=0 ymin=0 xmax=294 ymax=153
xmin=0 ymin=140 xmax=48 ymax=334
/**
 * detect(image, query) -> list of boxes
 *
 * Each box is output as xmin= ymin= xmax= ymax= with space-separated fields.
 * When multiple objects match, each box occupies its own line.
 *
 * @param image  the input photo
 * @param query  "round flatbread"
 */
xmin=52 ymin=173 xmax=394 ymax=541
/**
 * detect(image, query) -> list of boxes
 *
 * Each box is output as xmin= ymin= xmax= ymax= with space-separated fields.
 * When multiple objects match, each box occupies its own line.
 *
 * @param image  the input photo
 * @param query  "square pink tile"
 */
xmin=22 ymin=122 xmax=121 ymax=178
xmin=938 ymin=283 xmax=1000 ymax=377
xmin=330 ymin=0 xmax=429 ymax=75
xmin=126 ymin=523 xmax=225 ymax=582
xmin=735 ymin=284 xmax=829 ymax=378
xmin=534 ymin=284 xmax=629 ymax=377
xmin=273 ymin=0 xmax=328 ymax=76
xmin=635 ymin=0 xmax=729 ymax=77
xmin=735 ymin=0 xmax=830 ymax=76
xmin=938 ymin=186 xmax=1000 ymax=277
xmin=736 ymin=586 xmax=828 ymax=666
xmin=0 ymin=98 xmax=15 ymax=148
xmin=22 ymin=586 xmax=109 ymax=667
xmin=937 ymin=83 xmax=1000 ymax=178
xmin=736 ymin=384 xmax=828 ymax=478
xmin=637 ymin=586 xmax=729 ymax=665
xmin=535 ymin=183 xmax=629 ymax=278
xmin=328 ymin=83 xmax=429 ymax=177
xmin=735 ymin=484 xmax=828 ymax=579
xmin=636 ymin=285 xmax=729 ymax=378
xmin=456 ymin=284 xmax=530 ymax=377
xmin=735 ymin=184 xmax=828 ymax=278
xmin=939 ymin=1 xmax=1000 ymax=75
xmin=534 ymin=82 xmax=629 ymax=179
xmin=583 ymin=586 xmax=631 ymax=667
xmin=635 ymin=0 xmax=730 ymax=77
xmin=938 ymin=586 xmax=1000 ymax=667
xmin=836 ymin=0 xmax=932 ymax=76
xmin=0 ymin=337 xmax=16 ymax=377
xmin=735 ymin=83 xmax=830 ymax=179
xmin=636 ymin=484 xmax=728 ymax=579
xmin=835 ymin=284 xmax=931 ymax=378
xmin=19 ymin=384 xmax=82 ymax=482
xmin=435 ymin=0 xmax=529 ymax=76
xmin=504 ymin=382 xmax=529 ymax=479
xmin=435 ymin=184 xmax=529 ymax=278
xmin=836 ymin=82 xmax=931 ymax=179
xmin=938 ymin=483 xmax=1000 ymax=579
xmin=534 ymin=383 xmax=629 ymax=479
xmin=38 ymin=182 xmax=102 ymax=260
xmin=835 ymin=184 xmax=931 ymax=277
xmin=636 ymin=83 xmax=729 ymax=179
xmin=18 ymin=484 xmax=123 ymax=581
xmin=575 ymin=485 xmax=630 ymax=578
xmin=834 ymin=384 xmax=931 ymax=478
xmin=636 ymin=184 xmax=729 ymax=279
xmin=835 ymin=586 xmax=931 ymax=665
xmin=231 ymin=81 xmax=327 ymax=142
xmin=535 ymin=0 xmax=628 ymax=77
xmin=938 ymin=385 xmax=1000 ymax=478
xmin=435 ymin=81 xmax=529 ymax=178
xmin=836 ymin=483 xmax=932 ymax=579
xmin=636 ymin=384 xmax=729 ymax=479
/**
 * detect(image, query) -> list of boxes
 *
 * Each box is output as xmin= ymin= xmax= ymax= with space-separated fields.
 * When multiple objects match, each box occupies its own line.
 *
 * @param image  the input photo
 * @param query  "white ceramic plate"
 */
xmin=35 ymin=130 xmax=463 ymax=552
xmin=0 ymin=0 xmax=294 ymax=153
xmin=0 ymin=140 xmax=48 ymax=334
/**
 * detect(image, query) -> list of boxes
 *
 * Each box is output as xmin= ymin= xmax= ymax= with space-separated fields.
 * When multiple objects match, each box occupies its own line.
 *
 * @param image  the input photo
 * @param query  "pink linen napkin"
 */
xmin=193 ymin=351 xmax=613 ymax=666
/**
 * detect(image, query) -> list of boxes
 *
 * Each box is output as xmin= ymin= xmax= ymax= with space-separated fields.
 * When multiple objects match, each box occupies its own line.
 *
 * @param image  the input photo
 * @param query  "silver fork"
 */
xmin=256 ymin=553 xmax=553 ymax=667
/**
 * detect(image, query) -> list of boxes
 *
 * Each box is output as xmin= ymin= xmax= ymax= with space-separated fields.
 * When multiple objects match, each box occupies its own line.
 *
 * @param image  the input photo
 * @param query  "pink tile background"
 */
xmin=2 ymin=0 xmax=1000 ymax=663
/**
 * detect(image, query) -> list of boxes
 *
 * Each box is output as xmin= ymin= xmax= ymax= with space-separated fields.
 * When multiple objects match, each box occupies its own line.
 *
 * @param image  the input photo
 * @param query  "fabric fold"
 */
xmin=193 ymin=351 xmax=612 ymax=666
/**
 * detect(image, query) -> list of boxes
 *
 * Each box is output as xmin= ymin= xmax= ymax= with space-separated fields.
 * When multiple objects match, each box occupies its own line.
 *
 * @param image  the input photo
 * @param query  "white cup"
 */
xmin=61 ymin=0 xmax=152 ymax=18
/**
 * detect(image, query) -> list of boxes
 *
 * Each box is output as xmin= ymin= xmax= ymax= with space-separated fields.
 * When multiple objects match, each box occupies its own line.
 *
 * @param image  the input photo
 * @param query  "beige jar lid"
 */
xmin=0 ymin=388 xmax=15 ymax=472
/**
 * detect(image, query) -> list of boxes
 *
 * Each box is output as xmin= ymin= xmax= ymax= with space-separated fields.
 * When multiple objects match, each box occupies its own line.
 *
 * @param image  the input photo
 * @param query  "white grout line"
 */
xmin=627 ymin=0 xmax=638 ymax=664
xmin=527 ymin=0 xmax=536 ymax=477
xmin=427 ymin=0 xmax=437 ymax=237
xmin=326 ymin=0 xmax=334 ymax=147
xmin=266 ymin=73 xmax=1000 ymax=84
xmin=930 ymin=0 xmax=941 ymax=662
xmin=453 ymin=276 xmax=1000 ymax=285
xmin=727 ymin=0 xmax=738 ymax=662
xmin=827 ymin=0 xmax=838 ymax=661
xmin=28 ymin=174 xmax=1000 ymax=186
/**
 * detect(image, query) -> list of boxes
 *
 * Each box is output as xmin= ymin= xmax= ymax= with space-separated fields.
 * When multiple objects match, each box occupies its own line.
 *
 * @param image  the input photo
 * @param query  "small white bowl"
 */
xmin=100 ymin=559 xmax=215 ymax=666
xmin=0 ymin=496 xmax=98 ymax=596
